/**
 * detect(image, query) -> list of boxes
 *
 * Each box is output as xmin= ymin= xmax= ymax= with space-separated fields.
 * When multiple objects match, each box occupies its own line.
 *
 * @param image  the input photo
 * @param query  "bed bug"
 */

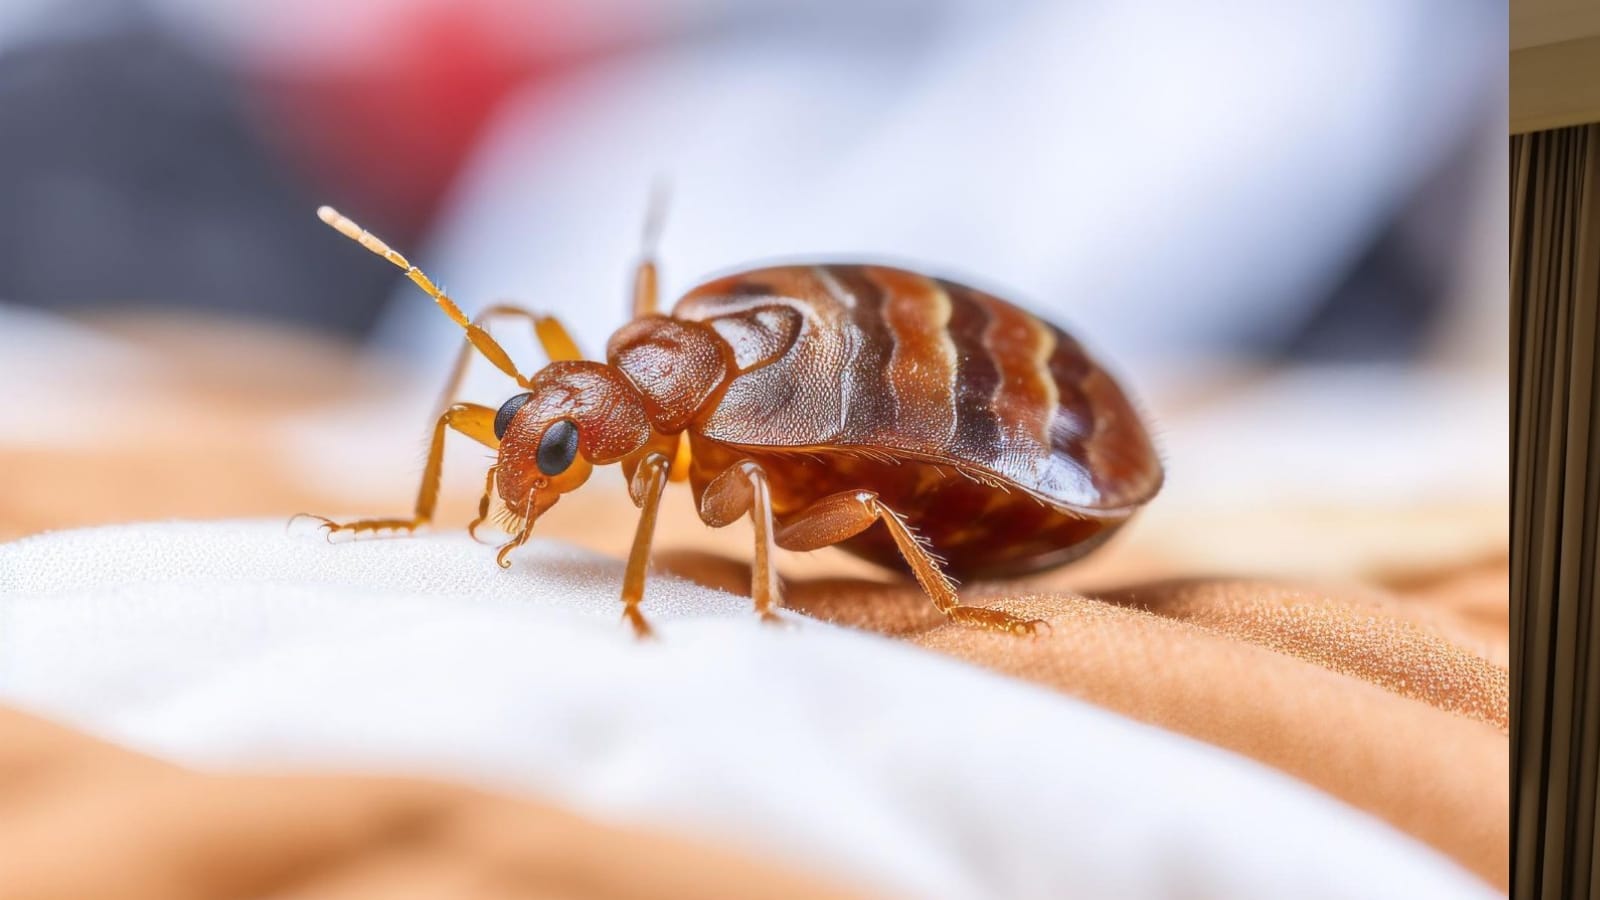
xmin=303 ymin=203 xmax=1163 ymax=637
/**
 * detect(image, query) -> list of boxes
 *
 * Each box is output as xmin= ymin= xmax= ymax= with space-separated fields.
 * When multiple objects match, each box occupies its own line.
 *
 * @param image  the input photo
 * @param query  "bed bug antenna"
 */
xmin=316 ymin=205 xmax=531 ymax=388
xmin=316 ymin=206 xmax=470 ymax=330
xmin=642 ymin=176 xmax=671 ymax=253
xmin=632 ymin=178 xmax=672 ymax=318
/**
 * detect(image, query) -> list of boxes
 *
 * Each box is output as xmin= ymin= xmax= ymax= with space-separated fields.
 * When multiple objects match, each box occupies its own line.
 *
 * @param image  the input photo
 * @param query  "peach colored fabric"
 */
xmin=0 ymin=318 xmax=1509 ymax=894
xmin=644 ymin=518 xmax=1510 ymax=891
xmin=0 ymin=707 xmax=871 ymax=900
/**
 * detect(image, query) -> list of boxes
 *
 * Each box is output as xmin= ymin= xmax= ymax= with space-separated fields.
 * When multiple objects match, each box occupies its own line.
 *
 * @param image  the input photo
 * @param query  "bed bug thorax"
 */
xmin=302 ymin=200 xmax=1163 ymax=639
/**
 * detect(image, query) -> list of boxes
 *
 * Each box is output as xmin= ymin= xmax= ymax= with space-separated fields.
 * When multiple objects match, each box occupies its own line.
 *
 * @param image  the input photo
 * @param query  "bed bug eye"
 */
xmin=494 ymin=393 xmax=533 ymax=441
xmin=537 ymin=419 xmax=580 ymax=475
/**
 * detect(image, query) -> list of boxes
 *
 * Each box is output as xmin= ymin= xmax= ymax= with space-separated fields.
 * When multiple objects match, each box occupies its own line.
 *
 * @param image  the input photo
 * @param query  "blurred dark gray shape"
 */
xmin=0 ymin=25 xmax=401 ymax=336
xmin=1276 ymin=118 xmax=1496 ymax=363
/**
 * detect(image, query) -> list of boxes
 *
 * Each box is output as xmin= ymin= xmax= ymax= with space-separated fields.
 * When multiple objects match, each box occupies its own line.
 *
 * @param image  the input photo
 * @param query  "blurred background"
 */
xmin=0 ymin=0 xmax=1507 ymax=582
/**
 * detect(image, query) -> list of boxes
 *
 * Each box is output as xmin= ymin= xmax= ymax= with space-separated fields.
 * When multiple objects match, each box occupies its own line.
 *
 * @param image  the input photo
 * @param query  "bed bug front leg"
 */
xmin=616 ymin=449 xmax=674 ymax=638
xmin=773 ymin=490 xmax=1049 ymax=637
xmin=296 ymin=403 xmax=499 ymax=539
xmin=697 ymin=460 xmax=786 ymax=625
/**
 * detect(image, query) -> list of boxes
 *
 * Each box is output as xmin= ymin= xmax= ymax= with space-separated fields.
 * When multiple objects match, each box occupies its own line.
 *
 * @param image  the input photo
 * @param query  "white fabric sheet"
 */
xmin=0 ymin=521 xmax=1494 ymax=899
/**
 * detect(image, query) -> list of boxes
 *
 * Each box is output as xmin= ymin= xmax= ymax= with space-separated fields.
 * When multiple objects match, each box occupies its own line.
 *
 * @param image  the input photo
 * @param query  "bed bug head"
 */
xmin=312 ymin=206 xmax=656 ymax=542
xmin=491 ymin=361 xmax=652 ymax=525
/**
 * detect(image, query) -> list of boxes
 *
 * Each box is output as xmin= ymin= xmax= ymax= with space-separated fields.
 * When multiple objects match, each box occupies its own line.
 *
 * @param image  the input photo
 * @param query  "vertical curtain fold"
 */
xmin=1511 ymin=123 xmax=1600 ymax=899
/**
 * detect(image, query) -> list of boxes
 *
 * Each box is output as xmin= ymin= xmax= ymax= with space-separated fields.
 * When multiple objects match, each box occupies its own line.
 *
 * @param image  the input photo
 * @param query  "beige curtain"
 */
xmin=1512 ymin=123 xmax=1600 ymax=898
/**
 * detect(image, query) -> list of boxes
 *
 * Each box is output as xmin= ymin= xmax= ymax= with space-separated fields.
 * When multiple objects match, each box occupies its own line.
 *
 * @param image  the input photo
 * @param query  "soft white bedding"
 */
xmin=0 ymin=520 xmax=1494 ymax=899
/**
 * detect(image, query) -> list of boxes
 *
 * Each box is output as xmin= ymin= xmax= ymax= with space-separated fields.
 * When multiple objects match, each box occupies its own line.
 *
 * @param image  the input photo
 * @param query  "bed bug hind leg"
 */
xmin=296 ymin=403 xmax=499 ymax=540
xmin=772 ymin=490 xmax=1048 ymax=637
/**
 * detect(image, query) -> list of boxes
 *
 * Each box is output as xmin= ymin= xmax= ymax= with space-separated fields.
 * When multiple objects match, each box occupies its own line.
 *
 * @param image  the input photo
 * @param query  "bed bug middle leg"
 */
xmin=772 ymin=490 xmax=1050 ymax=637
xmin=697 ymin=460 xmax=786 ymax=625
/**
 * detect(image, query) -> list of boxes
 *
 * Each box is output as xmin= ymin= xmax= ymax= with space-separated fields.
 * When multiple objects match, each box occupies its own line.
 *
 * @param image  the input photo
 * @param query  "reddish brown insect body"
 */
xmin=308 ymin=207 xmax=1163 ymax=637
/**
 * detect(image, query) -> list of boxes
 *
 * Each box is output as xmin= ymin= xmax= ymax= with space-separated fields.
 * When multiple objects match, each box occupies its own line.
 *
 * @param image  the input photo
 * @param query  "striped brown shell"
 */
xmin=673 ymin=264 xmax=1162 ymax=517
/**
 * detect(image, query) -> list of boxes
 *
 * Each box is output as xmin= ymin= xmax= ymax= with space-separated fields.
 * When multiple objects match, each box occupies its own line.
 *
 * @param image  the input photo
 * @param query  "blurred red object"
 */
xmin=248 ymin=4 xmax=578 ymax=233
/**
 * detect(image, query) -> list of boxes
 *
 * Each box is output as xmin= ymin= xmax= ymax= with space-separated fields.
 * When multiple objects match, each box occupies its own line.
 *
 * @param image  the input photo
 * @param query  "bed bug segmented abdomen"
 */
xmin=674 ymin=264 xmax=1163 ymax=517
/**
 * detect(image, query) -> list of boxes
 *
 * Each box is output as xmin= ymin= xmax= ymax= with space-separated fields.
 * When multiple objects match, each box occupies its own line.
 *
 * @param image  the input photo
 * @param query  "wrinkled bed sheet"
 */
xmin=0 ymin=521 xmax=1500 ymax=899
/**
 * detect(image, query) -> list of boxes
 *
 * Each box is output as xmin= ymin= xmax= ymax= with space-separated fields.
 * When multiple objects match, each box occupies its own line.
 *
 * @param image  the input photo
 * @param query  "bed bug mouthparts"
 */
xmin=301 ymin=203 xmax=1162 ymax=638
